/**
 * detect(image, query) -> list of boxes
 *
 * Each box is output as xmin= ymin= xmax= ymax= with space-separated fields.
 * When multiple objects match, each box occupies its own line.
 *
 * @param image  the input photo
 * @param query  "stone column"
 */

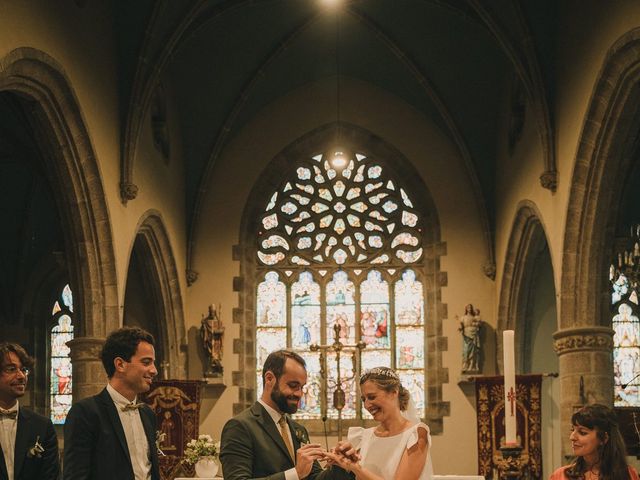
xmin=553 ymin=326 xmax=614 ymax=456
xmin=67 ymin=337 xmax=107 ymax=401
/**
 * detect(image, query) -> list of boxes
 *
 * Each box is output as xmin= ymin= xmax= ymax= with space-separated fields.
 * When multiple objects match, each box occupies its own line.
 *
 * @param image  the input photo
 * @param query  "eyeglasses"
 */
xmin=1 ymin=366 xmax=30 ymax=376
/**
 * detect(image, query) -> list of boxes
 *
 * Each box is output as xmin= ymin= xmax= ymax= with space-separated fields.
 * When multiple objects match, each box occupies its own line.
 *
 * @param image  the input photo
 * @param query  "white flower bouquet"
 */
xmin=182 ymin=434 xmax=220 ymax=465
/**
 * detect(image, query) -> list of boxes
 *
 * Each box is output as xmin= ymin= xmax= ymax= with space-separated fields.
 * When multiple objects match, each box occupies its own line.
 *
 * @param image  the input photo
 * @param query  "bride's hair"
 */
xmin=360 ymin=367 xmax=410 ymax=411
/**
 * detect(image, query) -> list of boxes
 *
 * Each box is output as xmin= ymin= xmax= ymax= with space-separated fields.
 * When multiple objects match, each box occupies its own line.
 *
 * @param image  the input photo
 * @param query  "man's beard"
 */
xmin=271 ymin=381 xmax=299 ymax=414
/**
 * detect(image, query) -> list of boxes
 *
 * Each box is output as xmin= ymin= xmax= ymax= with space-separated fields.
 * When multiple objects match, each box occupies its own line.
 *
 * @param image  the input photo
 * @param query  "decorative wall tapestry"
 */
xmin=475 ymin=374 xmax=542 ymax=479
xmin=141 ymin=380 xmax=205 ymax=480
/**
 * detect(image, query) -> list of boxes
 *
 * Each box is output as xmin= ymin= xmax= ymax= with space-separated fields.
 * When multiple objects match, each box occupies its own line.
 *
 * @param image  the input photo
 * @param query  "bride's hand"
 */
xmin=323 ymin=450 xmax=360 ymax=472
xmin=333 ymin=441 xmax=359 ymax=462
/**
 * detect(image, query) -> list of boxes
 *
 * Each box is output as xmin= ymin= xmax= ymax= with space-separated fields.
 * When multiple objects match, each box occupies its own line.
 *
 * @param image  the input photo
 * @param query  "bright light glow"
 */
xmin=320 ymin=0 xmax=342 ymax=7
xmin=331 ymin=151 xmax=347 ymax=169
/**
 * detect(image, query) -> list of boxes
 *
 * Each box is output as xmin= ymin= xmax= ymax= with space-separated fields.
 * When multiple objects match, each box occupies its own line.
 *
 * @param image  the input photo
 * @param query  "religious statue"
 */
xmin=458 ymin=303 xmax=483 ymax=373
xmin=200 ymin=304 xmax=225 ymax=377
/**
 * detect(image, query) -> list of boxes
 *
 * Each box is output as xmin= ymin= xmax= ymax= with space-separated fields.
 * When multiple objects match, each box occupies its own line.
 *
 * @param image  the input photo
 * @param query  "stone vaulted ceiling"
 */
xmin=116 ymin=0 xmax=557 ymax=264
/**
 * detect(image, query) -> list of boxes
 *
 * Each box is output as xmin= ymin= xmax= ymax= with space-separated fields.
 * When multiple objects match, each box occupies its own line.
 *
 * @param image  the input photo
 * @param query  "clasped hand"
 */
xmin=295 ymin=441 xmax=361 ymax=478
xmin=323 ymin=441 xmax=361 ymax=473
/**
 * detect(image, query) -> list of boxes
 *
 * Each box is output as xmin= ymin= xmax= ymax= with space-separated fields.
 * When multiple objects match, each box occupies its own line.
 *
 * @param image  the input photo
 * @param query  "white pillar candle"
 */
xmin=503 ymin=329 xmax=517 ymax=445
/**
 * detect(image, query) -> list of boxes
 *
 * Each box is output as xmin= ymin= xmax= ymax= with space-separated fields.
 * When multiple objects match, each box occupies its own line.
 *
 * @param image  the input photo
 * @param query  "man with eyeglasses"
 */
xmin=0 ymin=342 xmax=59 ymax=480
xmin=63 ymin=327 xmax=160 ymax=480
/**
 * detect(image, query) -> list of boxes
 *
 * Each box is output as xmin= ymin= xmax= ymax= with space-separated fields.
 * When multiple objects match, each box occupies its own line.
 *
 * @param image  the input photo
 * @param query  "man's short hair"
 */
xmin=101 ymin=327 xmax=154 ymax=378
xmin=0 ymin=343 xmax=34 ymax=369
xmin=262 ymin=349 xmax=306 ymax=386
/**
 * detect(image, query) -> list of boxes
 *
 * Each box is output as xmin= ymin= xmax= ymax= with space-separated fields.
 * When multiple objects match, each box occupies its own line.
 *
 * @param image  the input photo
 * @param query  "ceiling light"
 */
xmin=331 ymin=151 xmax=347 ymax=169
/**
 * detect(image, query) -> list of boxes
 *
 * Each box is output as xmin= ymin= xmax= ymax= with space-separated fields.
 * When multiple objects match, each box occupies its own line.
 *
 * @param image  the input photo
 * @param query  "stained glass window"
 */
xmin=50 ymin=284 xmax=74 ymax=424
xmin=256 ymin=150 xmax=426 ymax=421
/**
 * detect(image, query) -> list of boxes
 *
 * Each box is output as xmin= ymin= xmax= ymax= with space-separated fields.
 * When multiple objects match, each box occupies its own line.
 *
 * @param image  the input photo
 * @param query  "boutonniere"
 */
xmin=294 ymin=427 xmax=309 ymax=445
xmin=27 ymin=436 xmax=44 ymax=458
xmin=155 ymin=431 xmax=166 ymax=456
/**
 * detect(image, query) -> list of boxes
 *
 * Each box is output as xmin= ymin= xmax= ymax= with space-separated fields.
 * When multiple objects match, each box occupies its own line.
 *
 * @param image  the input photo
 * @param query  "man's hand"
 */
xmin=295 ymin=443 xmax=326 ymax=479
xmin=333 ymin=441 xmax=360 ymax=462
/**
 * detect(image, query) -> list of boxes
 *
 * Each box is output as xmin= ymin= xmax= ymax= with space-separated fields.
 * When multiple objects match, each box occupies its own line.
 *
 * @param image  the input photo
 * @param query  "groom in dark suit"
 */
xmin=221 ymin=349 xmax=351 ymax=480
xmin=0 ymin=342 xmax=59 ymax=480
xmin=63 ymin=327 xmax=160 ymax=480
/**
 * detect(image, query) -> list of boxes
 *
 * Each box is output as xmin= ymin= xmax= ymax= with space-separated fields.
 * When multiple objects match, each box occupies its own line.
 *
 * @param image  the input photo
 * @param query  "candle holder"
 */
xmin=496 ymin=444 xmax=528 ymax=479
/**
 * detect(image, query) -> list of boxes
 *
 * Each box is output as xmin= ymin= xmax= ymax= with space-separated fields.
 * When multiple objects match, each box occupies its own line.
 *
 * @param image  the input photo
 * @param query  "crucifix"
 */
xmin=310 ymin=322 xmax=366 ymax=441
xmin=506 ymin=387 xmax=516 ymax=416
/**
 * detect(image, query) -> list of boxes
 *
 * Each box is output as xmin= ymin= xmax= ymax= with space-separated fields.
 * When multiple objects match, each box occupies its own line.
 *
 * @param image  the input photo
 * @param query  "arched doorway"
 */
xmin=0 ymin=48 xmax=118 ymax=400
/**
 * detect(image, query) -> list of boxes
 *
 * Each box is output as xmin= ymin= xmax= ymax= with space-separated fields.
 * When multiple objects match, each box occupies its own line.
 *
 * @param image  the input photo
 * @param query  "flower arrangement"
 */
xmin=182 ymin=434 xmax=220 ymax=465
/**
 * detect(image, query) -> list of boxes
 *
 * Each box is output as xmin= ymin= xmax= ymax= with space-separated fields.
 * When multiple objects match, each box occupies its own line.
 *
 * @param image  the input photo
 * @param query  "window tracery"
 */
xmin=256 ymin=150 xmax=426 ymax=420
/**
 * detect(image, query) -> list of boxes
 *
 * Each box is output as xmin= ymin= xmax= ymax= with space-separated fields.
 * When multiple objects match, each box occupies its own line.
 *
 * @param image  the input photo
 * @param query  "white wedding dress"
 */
xmin=347 ymin=422 xmax=433 ymax=480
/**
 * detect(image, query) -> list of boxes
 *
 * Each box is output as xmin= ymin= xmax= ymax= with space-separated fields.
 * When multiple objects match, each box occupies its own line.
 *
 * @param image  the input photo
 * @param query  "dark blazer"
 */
xmin=62 ymin=388 xmax=160 ymax=480
xmin=220 ymin=402 xmax=352 ymax=480
xmin=0 ymin=407 xmax=59 ymax=480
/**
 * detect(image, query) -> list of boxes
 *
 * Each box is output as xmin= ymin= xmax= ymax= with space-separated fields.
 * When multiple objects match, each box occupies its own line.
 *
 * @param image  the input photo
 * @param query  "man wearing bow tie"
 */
xmin=0 ymin=342 xmax=59 ymax=480
xmin=63 ymin=327 xmax=160 ymax=480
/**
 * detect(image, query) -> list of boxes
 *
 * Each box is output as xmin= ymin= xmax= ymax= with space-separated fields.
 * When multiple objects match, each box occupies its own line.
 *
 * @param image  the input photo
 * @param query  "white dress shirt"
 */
xmin=106 ymin=384 xmax=151 ymax=480
xmin=257 ymin=399 xmax=298 ymax=480
xmin=0 ymin=402 xmax=18 ymax=480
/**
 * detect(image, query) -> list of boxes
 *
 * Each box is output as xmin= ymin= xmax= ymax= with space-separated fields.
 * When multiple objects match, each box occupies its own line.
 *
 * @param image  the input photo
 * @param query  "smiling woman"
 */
xmin=549 ymin=404 xmax=639 ymax=480
xmin=323 ymin=366 xmax=433 ymax=480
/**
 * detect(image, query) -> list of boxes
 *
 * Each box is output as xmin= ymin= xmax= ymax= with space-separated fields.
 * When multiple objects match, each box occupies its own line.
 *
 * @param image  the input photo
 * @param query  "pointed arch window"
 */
xmin=256 ymin=150 xmax=426 ymax=421
xmin=50 ymin=284 xmax=74 ymax=424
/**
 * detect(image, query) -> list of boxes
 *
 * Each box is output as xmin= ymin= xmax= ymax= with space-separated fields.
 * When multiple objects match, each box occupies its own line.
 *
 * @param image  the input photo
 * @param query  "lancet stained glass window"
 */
xmin=50 ymin=284 xmax=74 ymax=424
xmin=256 ymin=150 xmax=426 ymax=421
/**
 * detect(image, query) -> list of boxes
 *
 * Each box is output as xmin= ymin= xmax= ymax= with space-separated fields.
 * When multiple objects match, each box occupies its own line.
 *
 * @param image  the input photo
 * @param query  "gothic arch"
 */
xmin=127 ymin=211 xmax=187 ymax=379
xmin=561 ymin=28 xmax=640 ymax=331
xmin=554 ymin=29 xmax=640 ymax=455
xmin=233 ymin=123 xmax=449 ymax=433
xmin=497 ymin=201 xmax=554 ymax=370
xmin=0 ymin=48 xmax=118 ymax=399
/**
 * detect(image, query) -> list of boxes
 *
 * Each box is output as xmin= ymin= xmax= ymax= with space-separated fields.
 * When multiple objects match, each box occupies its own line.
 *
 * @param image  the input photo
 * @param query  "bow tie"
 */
xmin=0 ymin=408 xmax=17 ymax=419
xmin=121 ymin=402 xmax=143 ymax=412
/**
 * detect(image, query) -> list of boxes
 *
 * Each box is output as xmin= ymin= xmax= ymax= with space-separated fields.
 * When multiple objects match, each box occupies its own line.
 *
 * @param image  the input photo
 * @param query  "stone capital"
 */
xmin=539 ymin=170 xmax=557 ymax=191
xmin=67 ymin=336 xmax=105 ymax=360
xmin=67 ymin=336 xmax=107 ymax=400
xmin=120 ymin=182 xmax=139 ymax=202
xmin=552 ymin=326 xmax=614 ymax=355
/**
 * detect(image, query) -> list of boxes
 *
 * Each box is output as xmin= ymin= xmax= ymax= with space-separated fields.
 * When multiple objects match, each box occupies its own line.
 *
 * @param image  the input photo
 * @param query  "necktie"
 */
xmin=0 ymin=408 xmax=17 ymax=419
xmin=122 ymin=402 xmax=143 ymax=412
xmin=277 ymin=415 xmax=295 ymax=463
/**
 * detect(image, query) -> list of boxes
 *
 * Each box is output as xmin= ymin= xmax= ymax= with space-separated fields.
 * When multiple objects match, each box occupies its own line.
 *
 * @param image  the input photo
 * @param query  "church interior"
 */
xmin=2 ymin=0 xmax=640 ymax=477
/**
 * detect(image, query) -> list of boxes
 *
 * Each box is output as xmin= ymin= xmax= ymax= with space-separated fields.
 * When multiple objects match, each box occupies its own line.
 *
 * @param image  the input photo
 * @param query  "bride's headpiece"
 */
xmin=360 ymin=367 xmax=399 ymax=382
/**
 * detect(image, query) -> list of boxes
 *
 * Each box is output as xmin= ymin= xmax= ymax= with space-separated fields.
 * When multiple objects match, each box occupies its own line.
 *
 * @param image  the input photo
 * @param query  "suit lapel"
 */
xmin=139 ymin=407 xmax=159 ymax=478
xmin=251 ymin=403 xmax=294 ymax=464
xmin=97 ymin=389 xmax=133 ymax=471
xmin=13 ymin=408 xmax=31 ymax=480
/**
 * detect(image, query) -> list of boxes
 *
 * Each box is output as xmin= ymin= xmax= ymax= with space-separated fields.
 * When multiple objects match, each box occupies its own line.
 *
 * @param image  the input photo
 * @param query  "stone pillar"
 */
xmin=553 ymin=326 xmax=614 ymax=457
xmin=68 ymin=336 xmax=107 ymax=401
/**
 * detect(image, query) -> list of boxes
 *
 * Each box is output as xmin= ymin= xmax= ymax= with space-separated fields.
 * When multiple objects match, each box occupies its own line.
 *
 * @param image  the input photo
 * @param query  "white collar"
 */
xmin=258 ymin=398 xmax=285 ymax=425
xmin=106 ymin=383 xmax=138 ymax=409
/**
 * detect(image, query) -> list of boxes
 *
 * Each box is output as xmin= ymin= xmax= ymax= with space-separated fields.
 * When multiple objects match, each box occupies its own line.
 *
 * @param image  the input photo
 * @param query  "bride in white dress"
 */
xmin=324 ymin=367 xmax=433 ymax=480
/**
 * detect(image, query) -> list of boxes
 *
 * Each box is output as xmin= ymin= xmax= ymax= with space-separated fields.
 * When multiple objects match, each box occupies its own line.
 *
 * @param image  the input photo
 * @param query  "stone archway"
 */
xmin=497 ymin=200 xmax=555 ymax=371
xmin=125 ymin=211 xmax=187 ymax=379
xmin=557 ymin=28 xmax=640 ymax=453
xmin=0 ymin=48 xmax=118 ymax=400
